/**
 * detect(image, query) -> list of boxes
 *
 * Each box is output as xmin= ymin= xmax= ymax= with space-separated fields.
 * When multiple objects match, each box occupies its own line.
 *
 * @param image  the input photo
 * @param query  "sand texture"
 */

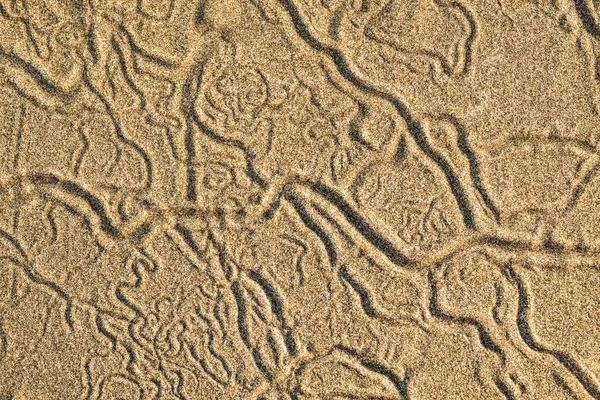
xmin=3 ymin=0 xmax=600 ymax=399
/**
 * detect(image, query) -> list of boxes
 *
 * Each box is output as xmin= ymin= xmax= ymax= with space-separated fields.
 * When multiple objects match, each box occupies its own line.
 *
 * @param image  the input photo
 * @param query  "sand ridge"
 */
xmin=1 ymin=0 xmax=600 ymax=398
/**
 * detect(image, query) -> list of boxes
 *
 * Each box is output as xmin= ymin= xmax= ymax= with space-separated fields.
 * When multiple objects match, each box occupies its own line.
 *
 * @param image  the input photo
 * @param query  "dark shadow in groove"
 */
xmin=361 ymin=0 xmax=370 ymax=12
xmin=428 ymin=270 xmax=506 ymax=363
xmin=181 ymin=61 xmax=203 ymax=202
xmin=175 ymin=222 xmax=205 ymax=261
xmin=83 ymin=359 xmax=93 ymax=400
xmin=266 ymin=330 xmax=281 ymax=365
xmin=335 ymin=344 xmax=411 ymax=400
xmin=183 ymin=55 xmax=268 ymax=190
xmin=312 ymin=202 xmax=355 ymax=245
xmin=395 ymin=135 xmax=408 ymax=162
xmin=0 ymin=44 xmax=60 ymax=95
xmin=208 ymin=232 xmax=234 ymax=280
xmin=284 ymin=191 xmax=338 ymax=266
xmin=261 ymin=198 xmax=281 ymax=221
xmin=0 ymin=229 xmax=76 ymax=330
xmin=338 ymin=264 xmax=376 ymax=318
xmin=310 ymin=181 xmax=410 ymax=265
xmin=284 ymin=330 xmax=297 ymax=356
xmin=543 ymin=230 xmax=564 ymax=251
xmin=407 ymin=121 xmax=476 ymax=229
xmin=276 ymin=0 xmax=476 ymax=230
xmin=87 ymin=23 xmax=100 ymax=64
xmin=5 ymin=80 xmax=48 ymax=112
xmin=189 ymin=308 xmax=233 ymax=385
xmin=567 ymin=163 xmax=599 ymax=210
xmin=192 ymin=107 xmax=268 ymax=189
xmin=494 ymin=377 xmax=517 ymax=400
xmin=195 ymin=0 xmax=208 ymax=25
xmin=231 ymin=280 xmax=250 ymax=348
xmin=328 ymin=9 xmax=343 ymax=41
xmin=574 ymin=0 xmax=600 ymax=39
xmin=453 ymin=1 xmax=476 ymax=75
xmin=481 ymin=235 xmax=529 ymax=250
xmin=29 ymin=173 xmax=120 ymax=237
xmin=506 ymin=266 xmax=600 ymax=399
xmin=110 ymin=35 xmax=146 ymax=108
xmin=119 ymin=26 xmax=176 ymax=68
xmin=95 ymin=313 xmax=117 ymax=350
xmin=133 ymin=222 xmax=151 ymax=242
xmin=252 ymin=345 xmax=274 ymax=381
xmin=348 ymin=103 xmax=373 ymax=149
xmin=552 ymin=371 xmax=578 ymax=399
xmin=186 ymin=167 xmax=197 ymax=202
xmin=82 ymin=64 xmax=153 ymax=190
xmin=447 ymin=115 xmax=500 ymax=221
xmin=247 ymin=270 xmax=286 ymax=326
xmin=193 ymin=346 xmax=228 ymax=385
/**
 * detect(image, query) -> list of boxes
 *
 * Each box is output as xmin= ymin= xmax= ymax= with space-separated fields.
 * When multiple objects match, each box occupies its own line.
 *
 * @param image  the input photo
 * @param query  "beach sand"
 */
xmin=1 ymin=0 xmax=600 ymax=398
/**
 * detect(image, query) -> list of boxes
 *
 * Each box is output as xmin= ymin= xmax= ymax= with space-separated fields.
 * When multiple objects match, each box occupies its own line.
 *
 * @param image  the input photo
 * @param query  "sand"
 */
xmin=1 ymin=0 xmax=600 ymax=399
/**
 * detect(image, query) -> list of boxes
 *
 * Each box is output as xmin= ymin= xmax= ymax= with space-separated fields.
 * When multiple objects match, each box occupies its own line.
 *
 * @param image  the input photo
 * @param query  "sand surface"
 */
xmin=2 ymin=0 xmax=600 ymax=398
